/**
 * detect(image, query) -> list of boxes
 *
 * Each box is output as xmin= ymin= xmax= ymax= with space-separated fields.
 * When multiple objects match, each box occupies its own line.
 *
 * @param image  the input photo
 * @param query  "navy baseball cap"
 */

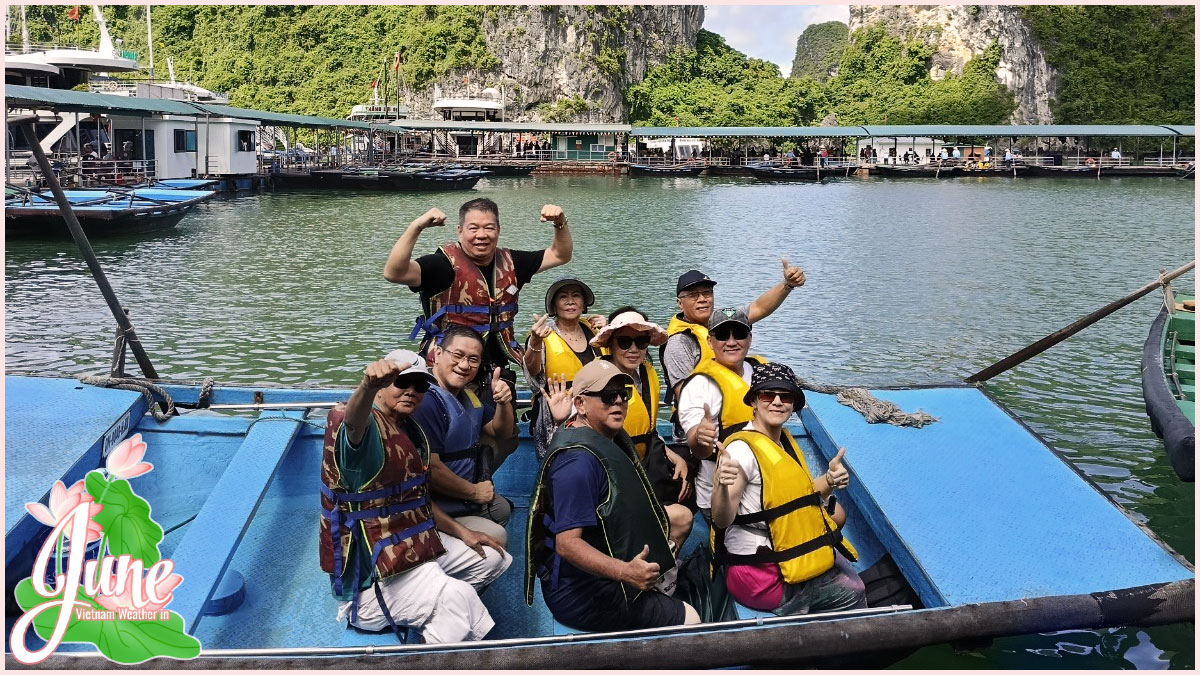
xmin=676 ymin=270 xmax=717 ymax=295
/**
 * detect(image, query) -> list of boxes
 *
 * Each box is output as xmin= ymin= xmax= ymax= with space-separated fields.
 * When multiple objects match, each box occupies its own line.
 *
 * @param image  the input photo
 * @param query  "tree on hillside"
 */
xmin=790 ymin=21 xmax=849 ymax=81
xmin=1022 ymin=5 xmax=1194 ymax=124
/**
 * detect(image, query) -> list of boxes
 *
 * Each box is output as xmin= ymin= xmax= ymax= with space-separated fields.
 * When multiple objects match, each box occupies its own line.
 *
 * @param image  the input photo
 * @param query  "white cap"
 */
xmin=383 ymin=349 xmax=436 ymax=383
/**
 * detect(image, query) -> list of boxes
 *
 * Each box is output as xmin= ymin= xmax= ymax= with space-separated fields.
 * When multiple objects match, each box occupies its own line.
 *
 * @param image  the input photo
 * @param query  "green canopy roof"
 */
xmin=188 ymin=103 xmax=373 ymax=130
xmin=632 ymin=126 xmax=862 ymax=138
xmin=391 ymin=120 xmax=630 ymax=134
xmin=630 ymin=124 xmax=1194 ymax=139
xmin=5 ymin=83 xmax=207 ymax=117
xmin=858 ymin=124 xmax=1185 ymax=137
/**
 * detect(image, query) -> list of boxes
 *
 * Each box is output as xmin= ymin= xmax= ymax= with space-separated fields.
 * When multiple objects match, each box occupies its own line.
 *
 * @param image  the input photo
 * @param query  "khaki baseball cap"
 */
xmin=570 ymin=360 xmax=634 ymax=399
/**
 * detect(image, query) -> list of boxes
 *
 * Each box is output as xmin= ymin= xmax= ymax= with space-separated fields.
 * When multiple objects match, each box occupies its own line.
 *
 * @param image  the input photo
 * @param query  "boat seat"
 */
xmin=167 ymin=411 xmax=304 ymax=634
xmin=1173 ymin=342 xmax=1196 ymax=362
xmin=551 ymin=619 xmax=587 ymax=636
xmin=732 ymin=602 xmax=775 ymax=621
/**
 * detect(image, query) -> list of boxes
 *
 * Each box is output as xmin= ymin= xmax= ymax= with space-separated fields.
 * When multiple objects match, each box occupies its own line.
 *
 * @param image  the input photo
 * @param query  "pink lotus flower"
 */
xmin=24 ymin=480 xmax=104 ymax=543
xmin=106 ymin=433 xmax=153 ymax=479
xmin=94 ymin=568 xmax=183 ymax=613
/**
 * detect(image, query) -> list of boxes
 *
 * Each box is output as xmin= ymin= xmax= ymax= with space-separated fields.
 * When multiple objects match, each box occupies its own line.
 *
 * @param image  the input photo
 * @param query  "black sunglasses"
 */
xmin=613 ymin=335 xmax=651 ymax=350
xmin=711 ymin=323 xmax=751 ymax=341
xmin=582 ymin=385 xmax=633 ymax=406
xmin=755 ymin=390 xmax=796 ymax=405
xmin=393 ymin=375 xmax=431 ymax=393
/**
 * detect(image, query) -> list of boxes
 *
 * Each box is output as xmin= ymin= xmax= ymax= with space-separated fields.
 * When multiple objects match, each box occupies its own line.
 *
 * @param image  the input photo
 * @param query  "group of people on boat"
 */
xmin=318 ymin=197 xmax=865 ymax=643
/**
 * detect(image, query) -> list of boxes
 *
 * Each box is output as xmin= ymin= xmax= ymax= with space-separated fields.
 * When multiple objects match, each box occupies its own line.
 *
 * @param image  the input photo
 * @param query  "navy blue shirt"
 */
xmin=411 ymin=389 xmax=496 ymax=457
xmin=541 ymin=449 xmax=612 ymax=606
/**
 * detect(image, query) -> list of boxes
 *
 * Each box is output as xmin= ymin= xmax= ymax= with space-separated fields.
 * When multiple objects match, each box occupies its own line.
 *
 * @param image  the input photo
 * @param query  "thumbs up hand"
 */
xmin=715 ymin=443 xmax=741 ymax=487
xmin=824 ymin=447 xmax=849 ymax=490
xmin=624 ymin=544 xmax=661 ymax=591
xmin=694 ymin=403 xmax=720 ymax=455
xmin=490 ymin=367 xmax=513 ymax=405
xmin=781 ymin=256 xmax=806 ymax=289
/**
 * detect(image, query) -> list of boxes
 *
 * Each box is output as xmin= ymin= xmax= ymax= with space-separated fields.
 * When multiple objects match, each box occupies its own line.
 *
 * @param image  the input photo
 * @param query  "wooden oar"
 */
xmin=966 ymin=260 xmax=1196 ymax=383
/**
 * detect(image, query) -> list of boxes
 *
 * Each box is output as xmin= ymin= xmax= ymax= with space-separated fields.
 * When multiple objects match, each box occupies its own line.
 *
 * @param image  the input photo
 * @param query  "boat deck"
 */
xmin=4 ymin=376 xmax=1193 ymax=656
xmin=804 ymin=387 xmax=1191 ymax=606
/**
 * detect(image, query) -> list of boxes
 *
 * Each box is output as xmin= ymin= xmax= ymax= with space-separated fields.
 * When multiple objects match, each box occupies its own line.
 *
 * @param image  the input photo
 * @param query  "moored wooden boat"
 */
xmin=747 ymin=164 xmax=823 ymax=181
xmin=5 ymin=374 xmax=1192 ymax=667
xmin=1142 ymin=293 xmax=1196 ymax=481
xmin=873 ymin=164 xmax=958 ymax=178
xmin=956 ymin=165 xmax=1027 ymax=177
xmin=4 ymin=188 xmax=214 ymax=237
xmin=629 ymin=163 xmax=704 ymax=177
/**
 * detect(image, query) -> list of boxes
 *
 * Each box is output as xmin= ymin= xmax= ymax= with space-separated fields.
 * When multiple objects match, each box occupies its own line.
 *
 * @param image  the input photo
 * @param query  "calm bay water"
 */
xmin=5 ymin=173 xmax=1195 ymax=668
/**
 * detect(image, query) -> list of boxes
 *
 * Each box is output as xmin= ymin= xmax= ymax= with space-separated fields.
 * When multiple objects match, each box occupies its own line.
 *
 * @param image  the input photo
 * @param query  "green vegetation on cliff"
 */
xmin=1022 ymin=5 xmax=1194 ymax=124
xmin=628 ymin=25 xmax=1014 ymax=127
xmin=13 ymin=5 xmax=499 ymax=116
xmin=790 ymin=21 xmax=848 ymax=82
xmin=627 ymin=30 xmax=826 ymax=128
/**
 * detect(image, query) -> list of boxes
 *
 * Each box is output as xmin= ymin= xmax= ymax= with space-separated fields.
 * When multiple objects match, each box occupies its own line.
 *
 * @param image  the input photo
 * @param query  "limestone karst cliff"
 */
xmin=403 ymin=5 xmax=704 ymax=123
xmin=849 ymin=5 xmax=1056 ymax=124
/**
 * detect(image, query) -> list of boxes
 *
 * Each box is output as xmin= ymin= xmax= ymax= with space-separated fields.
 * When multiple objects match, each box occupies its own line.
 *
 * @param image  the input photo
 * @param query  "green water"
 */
xmin=5 ymin=174 xmax=1195 ymax=668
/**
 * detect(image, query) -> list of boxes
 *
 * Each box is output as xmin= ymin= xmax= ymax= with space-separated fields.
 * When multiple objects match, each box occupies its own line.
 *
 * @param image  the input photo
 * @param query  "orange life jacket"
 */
xmin=410 ymin=242 xmax=522 ymax=361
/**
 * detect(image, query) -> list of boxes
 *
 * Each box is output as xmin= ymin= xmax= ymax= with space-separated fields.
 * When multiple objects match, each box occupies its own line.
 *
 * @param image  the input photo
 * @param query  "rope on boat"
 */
xmin=795 ymin=377 xmax=939 ymax=428
xmin=80 ymin=375 xmax=176 ymax=422
xmin=198 ymin=377 xmax=215 ymax=408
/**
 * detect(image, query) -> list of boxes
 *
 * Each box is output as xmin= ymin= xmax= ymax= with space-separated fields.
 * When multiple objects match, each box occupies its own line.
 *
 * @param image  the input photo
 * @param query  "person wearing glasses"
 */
xmin=524 ymin=359 xmax=701 ymax=632
xmin=590 ymin=307 xmax=693 ymax=556
xmin=710 ymin=362 xmax=865 ymax=615
xmin=660 ymin=263 xmax=806 ymax=406
xmin=413 ymin=326 xmax=517 ymax=547
xmin=523 ymin=277 xmax=607 ymax=460
xmin=384 ymin=198 xmax=573 ymax=386
xmin=676 ymin=308 xmax=769 ymax=518
xmin=320 ymin=349 xmax=511 ymax=643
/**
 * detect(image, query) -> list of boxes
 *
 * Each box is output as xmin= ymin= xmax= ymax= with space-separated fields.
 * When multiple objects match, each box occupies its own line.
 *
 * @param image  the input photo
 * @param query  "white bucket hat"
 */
xmin=590 ymin=311 xmax=668 ymax=349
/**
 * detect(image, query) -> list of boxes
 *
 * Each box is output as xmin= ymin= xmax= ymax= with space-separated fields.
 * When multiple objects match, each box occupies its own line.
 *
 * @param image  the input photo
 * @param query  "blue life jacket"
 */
xmin=425 ymin=385 xmax=488 ymax=516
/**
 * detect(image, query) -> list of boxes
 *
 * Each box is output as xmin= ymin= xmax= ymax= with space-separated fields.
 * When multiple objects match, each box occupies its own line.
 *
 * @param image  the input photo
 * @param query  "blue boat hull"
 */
xmin=4 ymin=375 xmax=1193 ymax=666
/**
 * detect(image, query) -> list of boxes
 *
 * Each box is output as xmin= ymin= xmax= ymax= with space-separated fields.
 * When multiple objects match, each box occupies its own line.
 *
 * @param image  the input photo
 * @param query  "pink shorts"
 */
xmin=724 ymin=562 xmax=784 ymax=611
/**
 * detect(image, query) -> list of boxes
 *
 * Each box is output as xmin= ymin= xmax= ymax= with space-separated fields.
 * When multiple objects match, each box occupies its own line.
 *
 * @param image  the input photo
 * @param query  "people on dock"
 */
xmin=525 ymin=359 xmax=701 ymax=631
xmin=413 ymin=326 xmax=518 ymax=546
xmin=1111 ymin=147 xmax=1122 ymax=162
xmin=591 ymin=307 xmax=694 ymax=552
xmin=319 ymin=350 xmax=512 ymax=643
xmin=384 ymin=197 xmax=573 ymax=398
xmin=523 ymin=277 xmax=606 ymax=460
xmin=710 ymin=362 xmax=866 ymax=615
xmin=660 ymin=265 xmax=804 ymax=406
xmin=675 ymin=307 xmax=768 ymax=518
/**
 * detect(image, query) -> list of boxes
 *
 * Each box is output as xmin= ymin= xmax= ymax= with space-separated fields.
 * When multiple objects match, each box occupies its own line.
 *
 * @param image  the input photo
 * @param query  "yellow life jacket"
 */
xmin=539 ymin=320 xmax=597 ymax=385
xmin=684 ymin=355 xmax=767 ymax=439
xmin=665 ymin=313 xmax=715 ymax=366
xmin=718 ymin=428 xmax=857 ymax=584
xmin=623 ymin=360 xmax=661 ymax=459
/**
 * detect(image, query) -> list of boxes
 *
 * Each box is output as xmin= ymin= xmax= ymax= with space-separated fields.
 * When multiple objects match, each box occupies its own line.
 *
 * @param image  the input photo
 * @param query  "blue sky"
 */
xmin=702 ymin=5 xmax=850 ymax=77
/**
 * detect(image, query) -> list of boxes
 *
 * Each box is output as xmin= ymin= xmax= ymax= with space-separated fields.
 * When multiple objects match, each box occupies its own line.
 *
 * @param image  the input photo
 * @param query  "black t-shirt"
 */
xmin=413 ymin=247 xmax=545 ymax=366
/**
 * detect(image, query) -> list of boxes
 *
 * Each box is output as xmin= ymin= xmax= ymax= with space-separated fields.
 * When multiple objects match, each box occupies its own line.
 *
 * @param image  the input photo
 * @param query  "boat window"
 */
xmin=174 ymin=129 xmax=197 ymax=153
xmin=237 ymin=130 xmax=255 ymax=152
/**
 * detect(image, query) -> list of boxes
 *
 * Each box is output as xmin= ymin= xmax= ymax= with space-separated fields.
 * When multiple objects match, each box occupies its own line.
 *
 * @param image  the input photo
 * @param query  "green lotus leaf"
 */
xmin=13 ymin=577 xmax=104 ymax=646
xmin=93 ymin=612 xmax=202 ymax=664
xmin=85 ymin=471 xmax=163 ymax=565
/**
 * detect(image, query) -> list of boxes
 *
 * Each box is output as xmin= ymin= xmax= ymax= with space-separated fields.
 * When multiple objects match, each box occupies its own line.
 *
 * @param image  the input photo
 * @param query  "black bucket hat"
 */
xmin=545 ymin=276 xmax=595 ymax=315
xmin=743 ymin=361 xmax=805 ymax=409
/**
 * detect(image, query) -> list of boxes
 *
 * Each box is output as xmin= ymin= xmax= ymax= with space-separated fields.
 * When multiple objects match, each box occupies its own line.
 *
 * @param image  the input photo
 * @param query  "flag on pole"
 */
xmin=67 ymin=6 xmax=81 ymax=21
xmin=370 ymin=79 xmax=377 ymax=90
xmin=393 ymin=51 xmax=402 ymax=73
xmin=463 ymin=75 xmax=470 ymax=85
